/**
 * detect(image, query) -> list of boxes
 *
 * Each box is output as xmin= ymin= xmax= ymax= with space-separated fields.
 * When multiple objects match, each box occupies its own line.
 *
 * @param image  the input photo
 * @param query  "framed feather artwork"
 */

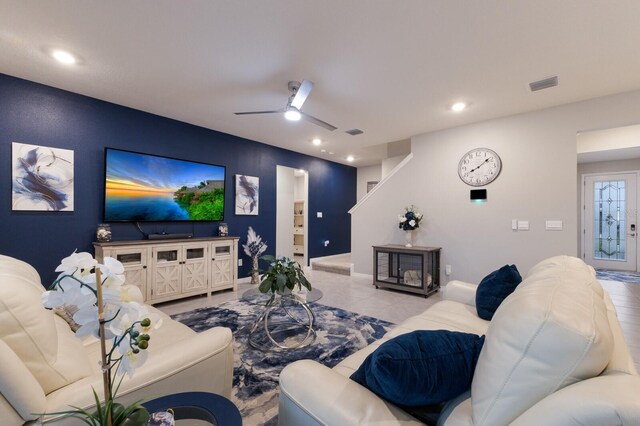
xmin=12 ymin=142 xmax=74 ymax=211
xmin=235 ymin=174 xmax=259 ymax=215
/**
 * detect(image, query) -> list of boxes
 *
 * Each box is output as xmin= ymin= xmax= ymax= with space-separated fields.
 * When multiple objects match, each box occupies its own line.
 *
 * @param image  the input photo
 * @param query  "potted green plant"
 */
xmin=258 ymin=255 xmax=312 ymax=294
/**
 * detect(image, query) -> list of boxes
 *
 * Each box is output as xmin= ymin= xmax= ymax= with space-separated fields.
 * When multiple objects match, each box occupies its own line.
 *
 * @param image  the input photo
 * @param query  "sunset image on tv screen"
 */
xmin=104 ymin=149 xmax=225 ymax=222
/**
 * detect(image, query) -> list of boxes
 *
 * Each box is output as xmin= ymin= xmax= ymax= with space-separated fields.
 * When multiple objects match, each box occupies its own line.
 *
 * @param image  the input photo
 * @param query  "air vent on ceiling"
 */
xmin=345 ymin=128 xmax=364 ymax=136
xmin=529 ymin=76 xmax=558 ymax=92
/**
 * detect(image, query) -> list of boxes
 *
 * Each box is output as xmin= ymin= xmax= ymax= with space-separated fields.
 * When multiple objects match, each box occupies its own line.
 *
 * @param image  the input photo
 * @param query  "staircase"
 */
xmin=311 ymin=254 xmax=352 ymax=276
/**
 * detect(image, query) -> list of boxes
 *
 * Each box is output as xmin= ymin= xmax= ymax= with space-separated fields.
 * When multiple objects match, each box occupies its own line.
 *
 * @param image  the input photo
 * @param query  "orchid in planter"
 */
xmin=242 ymin=226 xmax=268 ymax=285
xmin=41 ymin=251 xmax=160 ymax=426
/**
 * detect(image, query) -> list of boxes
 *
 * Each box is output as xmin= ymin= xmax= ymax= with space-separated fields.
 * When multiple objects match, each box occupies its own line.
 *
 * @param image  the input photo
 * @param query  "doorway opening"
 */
xmin=276 ymin=166 xmax=309 ymax=266
xmin=578 ymin=124 xmax=640 ymax=272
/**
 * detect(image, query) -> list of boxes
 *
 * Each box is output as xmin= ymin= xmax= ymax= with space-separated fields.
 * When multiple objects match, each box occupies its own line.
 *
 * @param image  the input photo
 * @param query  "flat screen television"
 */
xmin=103 ymin=148 xmax=226 ymax=222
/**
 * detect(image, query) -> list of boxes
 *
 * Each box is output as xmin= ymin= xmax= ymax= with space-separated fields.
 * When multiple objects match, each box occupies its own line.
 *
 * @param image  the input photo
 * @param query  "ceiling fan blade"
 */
xmin=301 ymin=112 xmax=337 ymax=131
xmin=290 ymin=80 xmax=314 ymax=109
xmin=234 ymin=109 xmax=283 ymax=115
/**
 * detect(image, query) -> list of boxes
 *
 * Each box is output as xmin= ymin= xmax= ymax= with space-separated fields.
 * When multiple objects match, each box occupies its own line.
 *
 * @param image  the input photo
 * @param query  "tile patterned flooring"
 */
xmin=157 ymin=268 xmax=640 ymax=372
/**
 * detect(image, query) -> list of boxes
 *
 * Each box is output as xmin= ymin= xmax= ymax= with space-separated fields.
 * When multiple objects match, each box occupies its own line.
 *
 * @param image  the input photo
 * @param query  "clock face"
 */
xmin=458 ymin=148 xmax=502 ymax=187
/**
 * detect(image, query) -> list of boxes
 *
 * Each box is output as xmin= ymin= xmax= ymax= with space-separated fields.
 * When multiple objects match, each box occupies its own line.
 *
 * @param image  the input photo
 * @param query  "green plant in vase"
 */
xmin=258 ymin=255 xmax=312 ymax=294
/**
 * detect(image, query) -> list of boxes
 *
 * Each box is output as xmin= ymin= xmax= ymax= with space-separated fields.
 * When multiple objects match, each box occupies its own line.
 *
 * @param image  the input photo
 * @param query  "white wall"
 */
xmin=356 ymin=164 xmax=382 ymax=201
xmin=352 ymin=89 xmax=640 ymax=283
xmin=381 ymin=155 xmax=406 ymax=178
xmin=578 ymin=124 xmax=640 ymax=153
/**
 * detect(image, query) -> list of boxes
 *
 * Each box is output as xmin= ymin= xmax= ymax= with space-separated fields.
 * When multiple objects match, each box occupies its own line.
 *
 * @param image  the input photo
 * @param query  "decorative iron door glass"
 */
xmin=11 ymin=142 xmax=74 ymax=211
xmin=584 ymin=173 xmax=637 ymax=271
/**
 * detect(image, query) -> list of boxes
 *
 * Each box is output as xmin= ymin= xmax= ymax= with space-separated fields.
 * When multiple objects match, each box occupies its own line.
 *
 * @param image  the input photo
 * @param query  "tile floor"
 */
xmin=157 ymin=269 xmax=640 ymax=371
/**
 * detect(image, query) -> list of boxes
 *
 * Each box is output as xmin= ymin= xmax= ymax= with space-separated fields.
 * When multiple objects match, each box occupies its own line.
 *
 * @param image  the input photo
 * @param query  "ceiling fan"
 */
xmin=234 ymin=80 xmax=337 ymax=131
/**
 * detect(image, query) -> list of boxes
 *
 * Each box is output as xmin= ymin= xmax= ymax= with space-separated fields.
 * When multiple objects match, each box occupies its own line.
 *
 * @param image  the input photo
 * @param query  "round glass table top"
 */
xmin=241 ymin=287 xmax=323 ymax=304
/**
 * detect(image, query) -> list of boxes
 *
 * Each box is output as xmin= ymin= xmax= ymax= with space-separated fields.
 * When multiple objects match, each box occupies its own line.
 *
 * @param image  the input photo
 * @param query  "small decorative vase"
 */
xmin=405 ymin=230 xmax=414 ymax=247
xmin=251 ymin=257 xmax=260 ymax=284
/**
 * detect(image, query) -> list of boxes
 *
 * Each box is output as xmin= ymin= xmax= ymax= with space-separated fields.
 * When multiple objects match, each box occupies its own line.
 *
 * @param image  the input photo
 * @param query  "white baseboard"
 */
xmin=351 ymin=272 xmax=373 ymax=281
xmin=237 ymin=276 xmax=252 ymax=284
xmin=309 ymin=252 xmax=351 ymax=265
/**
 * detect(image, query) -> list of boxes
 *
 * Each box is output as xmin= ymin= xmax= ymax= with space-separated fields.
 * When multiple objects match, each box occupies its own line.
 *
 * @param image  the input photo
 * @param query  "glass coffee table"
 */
xmin=242 ymin=287 xmax=323 ymax=351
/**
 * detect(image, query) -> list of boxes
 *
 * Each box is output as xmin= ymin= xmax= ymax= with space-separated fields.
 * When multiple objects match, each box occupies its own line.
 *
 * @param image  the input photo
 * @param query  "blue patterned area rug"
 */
xmin=171 ymin=299 xmax=394 ymax=426
xmin=596 ymin=269 xmax=640 ymax=284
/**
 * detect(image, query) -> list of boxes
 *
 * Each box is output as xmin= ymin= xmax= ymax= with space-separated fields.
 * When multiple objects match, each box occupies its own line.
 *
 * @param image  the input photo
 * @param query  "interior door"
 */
xmin=584 ymin=173 xmax=637 ymax=271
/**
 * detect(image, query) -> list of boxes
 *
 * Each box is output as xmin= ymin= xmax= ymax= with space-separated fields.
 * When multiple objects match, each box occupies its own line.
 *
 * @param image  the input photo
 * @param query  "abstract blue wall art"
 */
xmin=235 ymin=174 xmax=259 ymax=215
xmin=12 ymin=142 xmax=74 ymax=211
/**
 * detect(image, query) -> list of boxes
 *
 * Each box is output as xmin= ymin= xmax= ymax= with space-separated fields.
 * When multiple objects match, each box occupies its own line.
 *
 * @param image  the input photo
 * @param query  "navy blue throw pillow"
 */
xmin=475 ymin=264 xmax=522 ymax=320
xmin=350 ymin=330 xmax=485 ymax=407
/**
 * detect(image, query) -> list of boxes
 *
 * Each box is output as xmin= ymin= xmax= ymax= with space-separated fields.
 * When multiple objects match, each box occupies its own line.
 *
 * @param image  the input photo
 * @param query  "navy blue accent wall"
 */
xmin=0 ymin=74 xmax=356 ymax=284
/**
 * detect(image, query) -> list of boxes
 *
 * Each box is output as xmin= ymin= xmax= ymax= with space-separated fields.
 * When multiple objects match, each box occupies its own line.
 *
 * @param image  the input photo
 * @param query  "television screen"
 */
xmin=104 ymin=148 xmax=226 ymax=222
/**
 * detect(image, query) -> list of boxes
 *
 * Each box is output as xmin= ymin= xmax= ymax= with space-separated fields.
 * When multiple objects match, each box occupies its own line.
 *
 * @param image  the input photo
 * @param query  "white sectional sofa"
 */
xmin=0 ymin=254 xmax=234 ymax=425
xmin=279 ymin=256 xmax=640 ymax=425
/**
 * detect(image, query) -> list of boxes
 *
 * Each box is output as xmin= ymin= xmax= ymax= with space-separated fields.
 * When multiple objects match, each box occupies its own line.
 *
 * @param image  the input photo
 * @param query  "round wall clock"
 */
xmin=458 ymin=148 xmax=502 ymax=187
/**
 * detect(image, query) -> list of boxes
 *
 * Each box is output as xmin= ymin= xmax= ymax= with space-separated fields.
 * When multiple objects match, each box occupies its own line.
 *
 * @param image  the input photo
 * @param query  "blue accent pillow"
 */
xmin=350 ymin=330 xmax=485 ymax=407
xmin=475 ymin=264 xmax=522 ymax=320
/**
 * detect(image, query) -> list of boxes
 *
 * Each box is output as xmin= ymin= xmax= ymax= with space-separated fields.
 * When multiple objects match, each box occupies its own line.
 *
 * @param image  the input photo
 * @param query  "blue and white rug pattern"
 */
xmin=596 ymin=269 xmax=640 ymax=284
xmin=172 ymin=299 xmax=394 ymax=425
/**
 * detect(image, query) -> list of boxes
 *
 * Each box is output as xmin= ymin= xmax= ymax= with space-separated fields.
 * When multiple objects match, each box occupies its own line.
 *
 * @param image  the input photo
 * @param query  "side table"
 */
xmin=373 ymin=244 xmax=441 ymax=297
xmin=142 ymin=391 xmax=241 ymax=425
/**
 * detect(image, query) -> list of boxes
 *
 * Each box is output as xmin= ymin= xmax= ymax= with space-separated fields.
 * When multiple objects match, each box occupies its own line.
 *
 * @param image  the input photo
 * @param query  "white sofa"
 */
xmin=279 ymin=256 xmax=640 ymax=425
xmin=0 ymin=254 xmax=234 ymax=425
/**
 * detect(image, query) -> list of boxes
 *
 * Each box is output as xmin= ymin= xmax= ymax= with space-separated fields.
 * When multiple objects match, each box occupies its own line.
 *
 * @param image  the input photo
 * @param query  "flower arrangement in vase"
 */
xmin=242 ymin=226 xmax=268 ymax=284
xmin=398 ymin=205 xmax=423 ymax=247
xmin=41 ymin=251 xmax=161 ymax=426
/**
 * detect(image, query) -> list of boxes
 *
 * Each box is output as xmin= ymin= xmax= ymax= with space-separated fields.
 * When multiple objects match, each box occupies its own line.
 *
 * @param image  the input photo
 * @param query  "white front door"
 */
xmin=584 ymin=173 xmax=637 ymax=271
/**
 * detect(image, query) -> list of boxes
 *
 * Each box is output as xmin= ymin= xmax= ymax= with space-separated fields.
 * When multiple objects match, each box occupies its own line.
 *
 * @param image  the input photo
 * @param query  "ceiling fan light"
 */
xmin=284 ymin=107 xmax=301 ymax=121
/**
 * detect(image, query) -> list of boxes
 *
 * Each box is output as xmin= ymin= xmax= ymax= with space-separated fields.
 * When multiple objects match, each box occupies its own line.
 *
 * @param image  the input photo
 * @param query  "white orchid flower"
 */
xmin=73 ymin=305 xmax=101 ymax=338
xmin=41 ymin=290 xmax=68 ymax=309
xmin=409 ymin=220 xmax=416 ymax=227
xmin=400 ymin=217 xmax=407 ymax=223
xmin=116 ymin=339 xmax=149 ymax=378
xmin=101 ymin=257 xmax=125 ymax=275
xmin=55 ymin=251 xmax=97 ymax=274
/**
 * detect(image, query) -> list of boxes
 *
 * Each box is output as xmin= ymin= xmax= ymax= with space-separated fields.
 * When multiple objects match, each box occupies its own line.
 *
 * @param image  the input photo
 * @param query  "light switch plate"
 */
xmin=512 ymin=219 xmax=518 ymax=230
xmin=317 ymin=212 xmax=323 ymax=218
xmin=546 ymin=220 xmax=563 ymax=231
xmin=517 ymin=220 xmax=530 ymax=231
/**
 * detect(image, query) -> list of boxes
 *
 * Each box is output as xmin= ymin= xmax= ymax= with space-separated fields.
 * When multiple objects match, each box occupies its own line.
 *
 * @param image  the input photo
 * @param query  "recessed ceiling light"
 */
xmin=346 ymin=155 xmax=355 ymax=162
xmin=284 ymin=106 xmax=301 ymax=121
xmin=52 ymin=49 xmax=76 ymax=65
xmin=451 ymin=102 xmax=466 ymax=112
xmin=329 ymin=152 xmax=334 ymax=155
xmin=312 ymin=138 xmax=322 ymax=146
xmin=321 ymin=149 xmax=327 ymax=153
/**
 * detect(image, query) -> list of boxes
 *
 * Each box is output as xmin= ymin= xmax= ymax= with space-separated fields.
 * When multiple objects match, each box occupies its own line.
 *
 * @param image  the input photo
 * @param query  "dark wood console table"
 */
xmin=373 ymin=244 xmax=441 ymax=297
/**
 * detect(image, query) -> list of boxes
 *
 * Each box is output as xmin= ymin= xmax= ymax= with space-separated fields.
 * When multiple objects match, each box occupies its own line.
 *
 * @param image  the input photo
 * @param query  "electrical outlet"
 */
xmin=238 ymin=259 xmax=243 ymax=267
xmin=445 ymin=264 xmax=452 ymax=276
xmin=324 ymin=240 xmax=330 ymax=247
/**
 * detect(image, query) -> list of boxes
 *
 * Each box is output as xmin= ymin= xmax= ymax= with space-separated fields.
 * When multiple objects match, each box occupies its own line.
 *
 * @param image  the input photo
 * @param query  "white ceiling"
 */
xmin=2 ymin=1 xmax=640 ymax=166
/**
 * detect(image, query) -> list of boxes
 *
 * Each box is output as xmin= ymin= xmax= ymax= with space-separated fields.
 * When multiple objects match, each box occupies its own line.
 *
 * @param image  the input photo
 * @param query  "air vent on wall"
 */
xmin=345 ymin=128 xmax=364 ymax=136
xmin=529 ymin=76 xmax=558 ymax=92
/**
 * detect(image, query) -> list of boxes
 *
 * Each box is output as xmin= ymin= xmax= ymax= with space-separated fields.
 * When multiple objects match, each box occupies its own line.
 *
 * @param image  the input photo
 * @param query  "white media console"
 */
xmin=94 ymin=237 xmax=239 ymax=305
